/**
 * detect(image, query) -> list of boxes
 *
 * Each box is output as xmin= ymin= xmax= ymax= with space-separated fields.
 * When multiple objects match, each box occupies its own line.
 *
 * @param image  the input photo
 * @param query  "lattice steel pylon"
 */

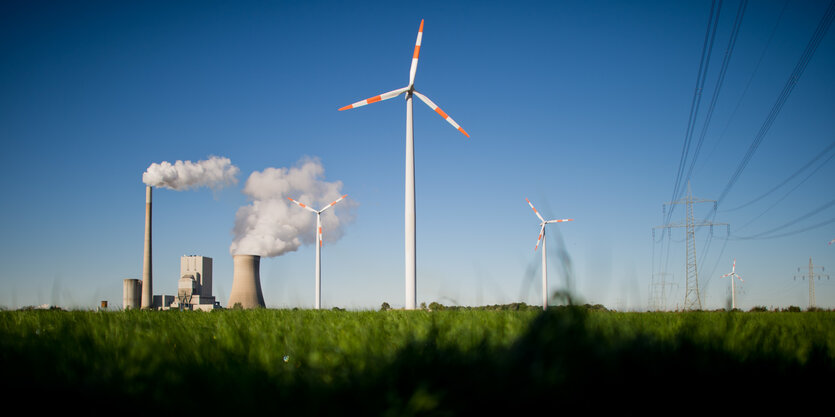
xmin=655 ymin=182 xmax=727 ymax=310
xmin=794 ymin=257 xmax=829 ymax=309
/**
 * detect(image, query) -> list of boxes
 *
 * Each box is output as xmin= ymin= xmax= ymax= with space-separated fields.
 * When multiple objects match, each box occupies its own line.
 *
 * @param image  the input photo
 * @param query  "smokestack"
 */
xmin=228 ymin=254 xmax=265 ymax=309
xmin=141 ymin=186 xmax=153 ymax=309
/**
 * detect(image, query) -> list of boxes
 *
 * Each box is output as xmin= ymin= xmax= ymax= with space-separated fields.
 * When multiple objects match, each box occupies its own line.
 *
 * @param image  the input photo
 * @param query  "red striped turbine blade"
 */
xmin=413 ymin=91 xmax=469 ymax=137
xmin=526 ymin=198 xmax=545 ymax=223
xmin=320 ymin=194 xmax=348 ymax=213
xmin=287 ymin=197 xmax=317 ymax=213
xmin=339 ymin=87 xmax=409 ymax=111
xmin=409 ymin=19 xmax=424 ymax=88
xmin=534 ymin=224 xmax=545 ymax=252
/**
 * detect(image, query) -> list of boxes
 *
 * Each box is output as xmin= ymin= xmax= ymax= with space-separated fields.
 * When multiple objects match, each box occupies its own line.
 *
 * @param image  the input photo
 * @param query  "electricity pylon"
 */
xmin=654 ymin=182 xmax=727 ymax=310
xmin=649 ymin=272 xmax=676 ymax=311
xmin=793 ymin=257 xmax=829 ymax=309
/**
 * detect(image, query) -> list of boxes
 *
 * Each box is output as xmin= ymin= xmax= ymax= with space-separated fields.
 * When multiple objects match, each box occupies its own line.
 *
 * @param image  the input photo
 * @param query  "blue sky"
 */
xmin=1 ymin=0 xmax=834 ymax=310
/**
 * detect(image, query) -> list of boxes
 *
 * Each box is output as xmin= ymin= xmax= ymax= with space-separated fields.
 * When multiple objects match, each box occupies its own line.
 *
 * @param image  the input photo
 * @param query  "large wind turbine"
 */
xmin=721 ymin=259 xmax=744 ymax=310
xmin=526 ymin=198 xmax=573 ymax=310
xmin=339 ymin=19 xmax=469 ymax=310
xmin=288 ymin=194 xmax=348 ymax=310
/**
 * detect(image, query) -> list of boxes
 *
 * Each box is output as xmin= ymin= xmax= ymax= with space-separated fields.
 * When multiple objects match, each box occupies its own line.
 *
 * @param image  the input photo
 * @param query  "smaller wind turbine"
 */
xmin=829 ymin=238 xmax=834 ymax=245
xmin=288 ymin=194 xmax=348 ymax=310
xmin=526 ymin=198 xmax=573 ymax=310
xmin=721 ymin=259 xmax=744 ymax=310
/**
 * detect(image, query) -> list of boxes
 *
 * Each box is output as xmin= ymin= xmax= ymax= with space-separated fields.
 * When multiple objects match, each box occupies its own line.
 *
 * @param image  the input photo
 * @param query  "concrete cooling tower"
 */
xmin=227 ymin=254 xmax=266 ymax=309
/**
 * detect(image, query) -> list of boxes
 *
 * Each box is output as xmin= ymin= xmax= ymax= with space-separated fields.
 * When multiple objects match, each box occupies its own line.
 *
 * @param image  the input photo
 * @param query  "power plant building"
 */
xmin=169 ymin=255 xmax=218 ymax=311
xmin=122 ymin=255 xmax=220 ymax=311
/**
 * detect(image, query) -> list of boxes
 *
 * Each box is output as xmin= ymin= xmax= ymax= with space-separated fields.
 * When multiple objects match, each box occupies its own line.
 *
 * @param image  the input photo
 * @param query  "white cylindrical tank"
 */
xmin=227 ymin=254 xmax=266 ymax=309
xmin=123 ymin=279 xmax=142 ymax=309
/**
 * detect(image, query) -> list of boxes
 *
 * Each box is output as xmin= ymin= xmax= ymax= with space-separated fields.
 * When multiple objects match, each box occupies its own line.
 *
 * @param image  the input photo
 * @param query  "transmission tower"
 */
xmin=793 ymin=257 xmax=829 ymax=309
xmin=655 ymin=182 xmax=727 ymax=310
xmin=649 ymin=272 xmax=677 ymax=311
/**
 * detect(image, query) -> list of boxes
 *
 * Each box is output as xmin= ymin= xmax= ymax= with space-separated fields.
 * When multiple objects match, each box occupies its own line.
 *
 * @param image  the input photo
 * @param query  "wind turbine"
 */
xmin=526 ymin=198 xmax=573 ymax=310
xmin=287 ymin=194 xmax=348 ymax=310
xmin=339 ymin=19 xmax=469 ymax=310
xmin=829 ymin=238 xmax=834 ymax=245
xmin=721 ymin=259 xmax=744 ymax=310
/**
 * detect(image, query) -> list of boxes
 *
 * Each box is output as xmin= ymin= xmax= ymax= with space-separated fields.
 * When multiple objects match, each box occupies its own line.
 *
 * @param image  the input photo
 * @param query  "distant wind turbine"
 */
xmin=721 ymin=259 xmax=744 ymax=310
xmin=829 ymin=238 xmax=834 ymax=245
xmin=288 ymin=194 xmax=348 ymax=310
xmin=526 ymin=198 xmax=573 ymax=310
xmin=339 ymin=19 xmax=469 ymax=310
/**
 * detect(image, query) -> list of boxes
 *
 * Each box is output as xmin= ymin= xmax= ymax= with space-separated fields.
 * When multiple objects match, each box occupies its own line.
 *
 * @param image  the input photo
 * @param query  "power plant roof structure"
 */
xmin=339 ymin=19 xmax=470 ymax=310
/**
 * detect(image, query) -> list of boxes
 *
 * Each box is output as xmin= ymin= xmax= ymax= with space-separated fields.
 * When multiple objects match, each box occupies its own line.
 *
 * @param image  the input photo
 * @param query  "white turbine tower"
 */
xmin=288 ymin=194 xmax=348 ymax=310
xmin=721 ymin=259 xmax=744 ymax=310
xmin=339 ymin=19 xmax=469 ymax=310
xmin=526 ymin=198 xmax=573 ymax=310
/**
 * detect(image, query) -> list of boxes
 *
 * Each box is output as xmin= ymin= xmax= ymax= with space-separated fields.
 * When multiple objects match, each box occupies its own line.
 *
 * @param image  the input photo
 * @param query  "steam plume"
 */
xmin=230 ymin=157 xmax=355 ymax=257
xmin=142 ymin=156 xmax=239 ymax=190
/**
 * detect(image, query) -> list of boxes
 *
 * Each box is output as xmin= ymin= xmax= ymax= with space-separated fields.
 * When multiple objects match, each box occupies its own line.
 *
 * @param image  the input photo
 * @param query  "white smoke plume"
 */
xmin=230 ymin=157 xmax=356 ymax=257
xmin=142 ymin=156 xmax=239 ymax=190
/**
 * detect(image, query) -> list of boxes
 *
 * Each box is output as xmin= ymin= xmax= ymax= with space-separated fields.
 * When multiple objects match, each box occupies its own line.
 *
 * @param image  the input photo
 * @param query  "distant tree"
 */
xmin=749 ymin=306 xmax=768 ymax=312
xmin=331 ymin=306 xmax=345 ymax=312
xmin=784 ymin=306 xmax=801 ymax=312
xmin=428 ymin=302 xmax=444 ymax=311
xmin=380 ymin=302 xmax=391 ymax=311
xmin=420 ymin=302 xmax=427 ymax=311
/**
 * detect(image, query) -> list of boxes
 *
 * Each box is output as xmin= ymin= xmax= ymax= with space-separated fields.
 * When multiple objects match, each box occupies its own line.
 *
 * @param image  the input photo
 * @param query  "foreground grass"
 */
xmin=1 ymin=308 xmax=832 ymax=414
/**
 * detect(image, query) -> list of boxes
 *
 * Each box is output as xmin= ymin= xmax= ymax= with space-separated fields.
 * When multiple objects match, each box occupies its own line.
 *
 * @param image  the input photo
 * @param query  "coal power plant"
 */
xmin=227 ymin=254 xmax=266 ymax=309
xmin=124 ymin=185 xmax=224 ymax=310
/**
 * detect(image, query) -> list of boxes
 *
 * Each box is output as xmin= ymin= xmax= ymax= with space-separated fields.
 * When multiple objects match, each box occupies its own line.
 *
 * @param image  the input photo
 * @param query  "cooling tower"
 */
xmin=228 ymin=254 xmax=266 ymax=309
xmin=141 ymin=186 xmax=153 ymax=309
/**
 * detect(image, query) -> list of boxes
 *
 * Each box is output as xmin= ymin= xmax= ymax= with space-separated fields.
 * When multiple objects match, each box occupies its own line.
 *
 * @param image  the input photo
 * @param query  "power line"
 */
xmin=715 ymin=0 xmax=835 ymax=207
xmin=732 ymin=197 xmax=835 ymax=240
xmin=684 ymin=0 xmax=748 ymax=187
xmin=734 ymin=146 xmax=835 ymax=232
xmin=724 ymin=139 xmax=835 ymax=213
xmin=667 ymin=0 xmax=723 ymax=227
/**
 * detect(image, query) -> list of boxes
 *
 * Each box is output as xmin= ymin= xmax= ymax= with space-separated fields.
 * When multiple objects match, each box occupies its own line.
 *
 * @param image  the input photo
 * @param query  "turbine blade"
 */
xmin=534 ymin=224 xmax=545 ymax=252
xmin=526 ymin=198 xmax=545 ymax=223
xmin=339 ymin=87 xmax=409 ymax=111
xmin=413 ymin=90 xmax=469 ymax=137
xmin=319 ymin=194 xmax=348 ymax=213
xmin=721 ymin=273 xmax=731 ymax=278
xmin=408 ymin=19 xmax=424 ymax=88
xmin=732 ymin=259 xmax=736 ymax=273
xmin=287 ymin=197 xmax=317 ymax=213
xmin=546 ymin=219 xmax=573 ymax=224
xmin=736 ymin=274 xmax=743 ymax=282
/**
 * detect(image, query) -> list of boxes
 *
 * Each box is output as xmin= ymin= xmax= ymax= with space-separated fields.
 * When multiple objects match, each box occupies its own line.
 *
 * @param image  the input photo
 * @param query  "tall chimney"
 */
xmin=141 ymin=186 xmax=153 ymax=309
xmin=228 ymin=254 xmax=265 ymax=309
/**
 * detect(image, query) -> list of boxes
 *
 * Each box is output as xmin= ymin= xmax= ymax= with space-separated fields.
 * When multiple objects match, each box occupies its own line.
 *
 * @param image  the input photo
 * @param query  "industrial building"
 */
xmin=123 ymin=255 xmax=220 ymax=311
xmin=169 ymin=255 xmax=218 ymax=311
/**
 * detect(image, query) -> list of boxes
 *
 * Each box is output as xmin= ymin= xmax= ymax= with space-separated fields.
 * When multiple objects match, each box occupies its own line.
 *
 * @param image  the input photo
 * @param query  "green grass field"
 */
xmin=1 ymin=307 xmax=833 ymax=414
